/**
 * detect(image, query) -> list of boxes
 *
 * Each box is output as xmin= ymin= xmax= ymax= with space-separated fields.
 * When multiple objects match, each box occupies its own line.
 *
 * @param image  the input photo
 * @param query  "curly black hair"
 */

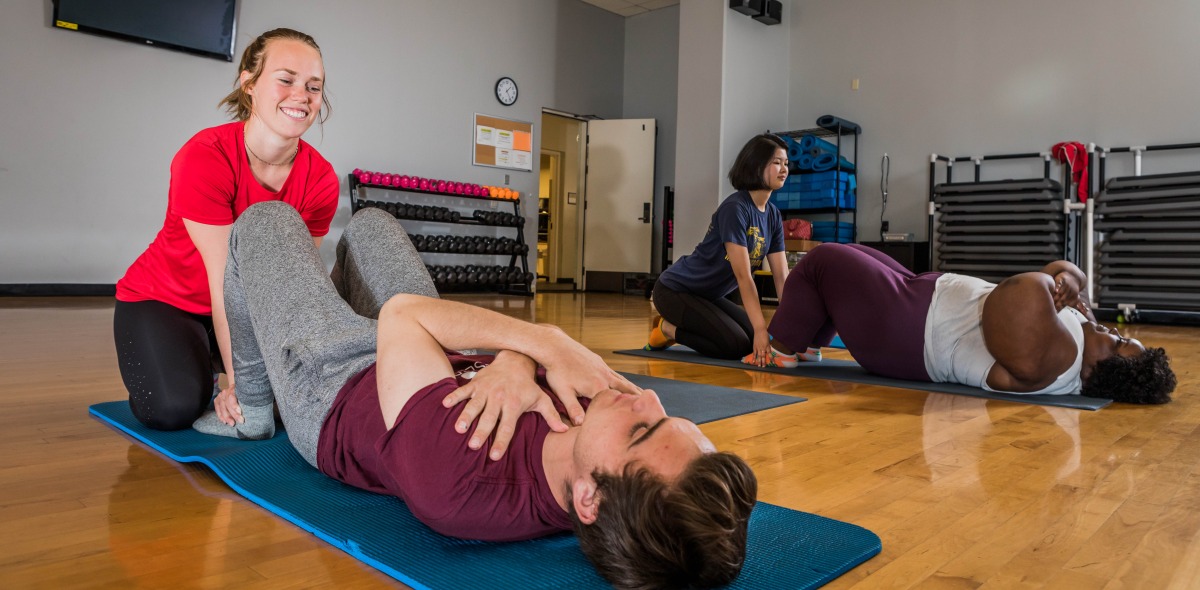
xmin=1081 ymin=347 xmax=1176 ymax=404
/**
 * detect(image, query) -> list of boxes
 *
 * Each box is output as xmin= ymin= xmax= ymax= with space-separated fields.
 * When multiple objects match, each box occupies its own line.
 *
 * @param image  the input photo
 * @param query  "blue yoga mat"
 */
xmin=614 ymin=347 xmax=1111 ymax=411
xmin=811 ymin=153 xmax=856 ymax=172
xmin=801 ymin=135 xmax=839 ymax=157
xmin=617 ymin=371 xmax=804 ymax=421
xmin=90 ymin=381 xmax=879 ymax=589
xmin=816 ymin=115 xmax=860 ymax=134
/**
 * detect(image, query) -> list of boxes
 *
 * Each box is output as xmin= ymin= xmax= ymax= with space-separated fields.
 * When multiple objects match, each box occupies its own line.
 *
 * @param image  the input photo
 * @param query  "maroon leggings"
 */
xmin=769 ymin=243 xmax=941 ymax=381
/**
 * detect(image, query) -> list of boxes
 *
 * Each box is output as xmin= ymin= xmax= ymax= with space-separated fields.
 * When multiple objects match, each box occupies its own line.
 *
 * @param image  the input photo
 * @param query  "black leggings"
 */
xmin=114 ymin=300 xmax=221 ymax=430
xmin=652 ymin=280 xmax=754 ymax=360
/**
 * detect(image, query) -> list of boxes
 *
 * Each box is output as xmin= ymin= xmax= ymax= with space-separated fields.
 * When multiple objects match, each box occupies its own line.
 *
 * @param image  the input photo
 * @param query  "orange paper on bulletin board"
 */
xmin=473 ymin=113 xmax=534 ymax=172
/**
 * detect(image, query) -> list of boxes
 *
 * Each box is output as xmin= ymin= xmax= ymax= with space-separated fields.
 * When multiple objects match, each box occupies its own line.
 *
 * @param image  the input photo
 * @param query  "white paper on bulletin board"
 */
xmin=473 ymin=113 xmax=533 ymax=172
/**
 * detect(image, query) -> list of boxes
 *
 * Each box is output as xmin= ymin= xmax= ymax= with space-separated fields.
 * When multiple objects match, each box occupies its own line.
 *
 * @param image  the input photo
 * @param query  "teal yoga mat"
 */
xmin=615 ymin=347 xmax=1111 ymax=411
xmin=90 ymin=379 xmax=879 ymax=589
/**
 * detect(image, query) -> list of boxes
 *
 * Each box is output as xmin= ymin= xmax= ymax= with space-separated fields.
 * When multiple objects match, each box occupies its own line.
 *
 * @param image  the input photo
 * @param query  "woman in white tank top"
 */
xmin=769 ymin=244 xmax=1176 ymax=405
xmin=927 ymin=261 xmax=1173 ymax=403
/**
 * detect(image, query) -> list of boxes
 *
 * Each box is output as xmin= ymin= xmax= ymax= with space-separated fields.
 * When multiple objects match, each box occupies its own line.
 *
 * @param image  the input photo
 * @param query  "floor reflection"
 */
xmin=920 ymin=394 xmax=1082 ymax=489
xmin=107 ymin=445 xmax=238 ymax=587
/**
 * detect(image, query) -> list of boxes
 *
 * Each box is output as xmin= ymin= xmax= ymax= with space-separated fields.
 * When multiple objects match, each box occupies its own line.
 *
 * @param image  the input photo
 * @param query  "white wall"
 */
xmin=623 ymin=6 xmax=679 ymax=273
xmin=0 ymin=0 xmax=625 ymax=284
xmin=673 ymin=3 xmax=792 ymax=257
xmin=789 ymin=0 xmax=1200 ymax=243
xmin=672 ymin=1 xmax=728 ymax=257
xmin=720 ymin=8 xmax=790 ymax=198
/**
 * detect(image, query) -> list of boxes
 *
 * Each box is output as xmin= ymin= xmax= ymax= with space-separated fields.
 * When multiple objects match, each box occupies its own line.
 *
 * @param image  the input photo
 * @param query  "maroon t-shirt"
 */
xmin=316 ymin=353 xmax=576 ymax=541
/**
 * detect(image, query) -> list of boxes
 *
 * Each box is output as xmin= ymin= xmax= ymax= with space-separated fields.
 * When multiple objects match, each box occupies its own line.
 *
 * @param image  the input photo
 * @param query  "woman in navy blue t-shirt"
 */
xmin=647 ymin=134 xmax=815 ymax=366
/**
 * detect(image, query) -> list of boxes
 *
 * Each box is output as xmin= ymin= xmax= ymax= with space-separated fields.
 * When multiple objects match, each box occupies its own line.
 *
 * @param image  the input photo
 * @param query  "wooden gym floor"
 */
xmin=1 ymin=293 xmax=1197 ymax=588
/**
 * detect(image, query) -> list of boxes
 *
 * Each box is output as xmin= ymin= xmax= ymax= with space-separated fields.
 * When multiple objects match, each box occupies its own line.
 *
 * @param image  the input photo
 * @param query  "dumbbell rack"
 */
xmin=348 ymin=174 xmax=533 ymax=295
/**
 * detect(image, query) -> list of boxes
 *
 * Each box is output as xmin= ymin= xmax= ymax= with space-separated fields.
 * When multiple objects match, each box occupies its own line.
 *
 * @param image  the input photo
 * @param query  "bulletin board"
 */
xmin=473 ymin=113 xmax=534 ymax=172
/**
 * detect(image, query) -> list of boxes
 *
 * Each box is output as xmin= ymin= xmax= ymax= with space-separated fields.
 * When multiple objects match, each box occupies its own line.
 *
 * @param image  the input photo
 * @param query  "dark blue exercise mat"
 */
xmin=615 ymin=347 xmax=1111 ymax=411
xmin=90 ymin=401 xmax=879 ymax=590
xmin=619 ymin=372 xmax=804 ymax=423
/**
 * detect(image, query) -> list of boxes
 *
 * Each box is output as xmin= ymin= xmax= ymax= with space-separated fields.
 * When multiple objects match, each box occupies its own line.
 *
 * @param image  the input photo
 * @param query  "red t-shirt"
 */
xmin=317 ymin=354 xmax=578 ymax=542
xmin=115 ymin=121 xmax=339 ymax=314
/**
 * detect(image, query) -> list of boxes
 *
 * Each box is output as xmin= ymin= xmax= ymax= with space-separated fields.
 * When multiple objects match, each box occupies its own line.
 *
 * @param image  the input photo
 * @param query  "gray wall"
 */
xmin=673 ymin=2 xmax=793 ymax=257
xmin=720 ymin=7 xmax=790 ymax=198
xmin=673 ymin=1 xmax=732 ymax=256
xmin=0 ymin=0 xmax=625 ymax=283
xmin=789 ymin=0 xmax=1200 ymax=243
xmin=623 ymin=6 xmax=679 ymax=274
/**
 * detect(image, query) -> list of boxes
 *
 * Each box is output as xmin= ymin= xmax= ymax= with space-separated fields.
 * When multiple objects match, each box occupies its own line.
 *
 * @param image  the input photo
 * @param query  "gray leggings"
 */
xmin=224 ymin=201 xmax=437 ymax=467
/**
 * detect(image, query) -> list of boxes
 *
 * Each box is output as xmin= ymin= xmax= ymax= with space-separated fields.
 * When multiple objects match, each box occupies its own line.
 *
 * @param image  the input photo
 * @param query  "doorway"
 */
xmin=538 ymin=110 xmax=657 ymax=292
xmin=537 ymin=151 xmax=563 ymax=287
xmin=538 ymin=112 xmax=587 ymax=291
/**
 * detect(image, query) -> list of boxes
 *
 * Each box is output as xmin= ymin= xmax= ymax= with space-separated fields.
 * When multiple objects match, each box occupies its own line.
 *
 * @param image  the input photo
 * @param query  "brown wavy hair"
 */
xmin=569 ymin=452 xmax=758 ymax=589
xmin=218 ymin=28 xmax=332 ymax=123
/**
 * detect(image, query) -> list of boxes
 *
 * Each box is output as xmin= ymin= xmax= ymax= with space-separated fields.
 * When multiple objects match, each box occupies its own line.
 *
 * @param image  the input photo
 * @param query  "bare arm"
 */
xmin=376 ymin=295 xmax=638 ymax=429
xmin=766 ymin=251 xmax=789 ymax=306
xmin=184 ymin=220 xmax=238 ymax=422
xmin=980 ymin=272 xmax=1077 ymax=392
xmin=441 ymin=349 xmax=570 ymax=460
xmin=1039 ymin=260 xmax=1095 ymax=321
xmin=725 ymin=243 xmax=771 ymax=363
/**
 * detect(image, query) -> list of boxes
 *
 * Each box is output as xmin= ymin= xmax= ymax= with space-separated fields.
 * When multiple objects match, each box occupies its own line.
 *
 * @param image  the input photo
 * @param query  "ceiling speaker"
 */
xmin=752 ymin=0 xmax=782 ymax=25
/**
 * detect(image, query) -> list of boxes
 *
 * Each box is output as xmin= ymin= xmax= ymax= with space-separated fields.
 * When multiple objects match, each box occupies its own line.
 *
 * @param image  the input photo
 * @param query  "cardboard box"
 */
xmin=785 ymin=239 xmax=822 ymax=252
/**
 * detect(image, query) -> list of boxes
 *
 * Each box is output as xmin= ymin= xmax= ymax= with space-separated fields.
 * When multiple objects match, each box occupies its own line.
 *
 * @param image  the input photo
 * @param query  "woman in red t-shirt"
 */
xmin=113 ymin=28 xmax=339 ymax=430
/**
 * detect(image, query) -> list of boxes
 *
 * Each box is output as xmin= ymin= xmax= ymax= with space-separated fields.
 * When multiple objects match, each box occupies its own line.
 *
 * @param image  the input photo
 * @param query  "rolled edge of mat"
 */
xmin=816 ymin=115 xmax=861 ymax=134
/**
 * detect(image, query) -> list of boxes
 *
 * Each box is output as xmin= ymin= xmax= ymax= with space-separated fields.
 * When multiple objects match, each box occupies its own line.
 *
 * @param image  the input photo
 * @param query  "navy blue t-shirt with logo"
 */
xmin=658 ymin=191 xmax=785 ymax=300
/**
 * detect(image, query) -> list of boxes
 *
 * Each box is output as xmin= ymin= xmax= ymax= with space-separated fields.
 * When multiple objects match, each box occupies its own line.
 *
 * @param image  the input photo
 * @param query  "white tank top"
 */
xmin=923 ymin=273 xmax=1086 ymax=395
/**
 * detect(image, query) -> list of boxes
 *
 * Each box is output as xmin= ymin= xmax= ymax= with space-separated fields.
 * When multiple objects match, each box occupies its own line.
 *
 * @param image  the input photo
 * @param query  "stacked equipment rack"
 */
xmin=927 ymin=152 xmax=1083 ymax=283
xmin=1091 ymin=142 xmax=1200 ymax=324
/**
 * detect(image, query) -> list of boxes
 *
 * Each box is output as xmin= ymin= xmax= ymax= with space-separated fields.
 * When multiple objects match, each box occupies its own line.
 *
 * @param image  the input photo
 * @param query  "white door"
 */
xmin=582 ymin=119 xmax=656 ymax=279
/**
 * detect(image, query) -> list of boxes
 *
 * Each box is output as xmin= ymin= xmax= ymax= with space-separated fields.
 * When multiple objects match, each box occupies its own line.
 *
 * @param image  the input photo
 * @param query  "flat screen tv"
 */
xmin=52 ymin=0 xmax=238 ymax=62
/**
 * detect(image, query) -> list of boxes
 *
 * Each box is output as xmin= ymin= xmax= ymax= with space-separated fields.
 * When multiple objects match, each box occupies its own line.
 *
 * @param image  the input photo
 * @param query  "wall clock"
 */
xmin=495 ymin=77 xmax=518 ymax=106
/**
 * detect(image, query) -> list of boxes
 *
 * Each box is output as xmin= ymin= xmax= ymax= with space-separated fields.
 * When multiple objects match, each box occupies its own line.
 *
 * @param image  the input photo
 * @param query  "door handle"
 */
xmin=638 ymin=202 xmax=651 ymax=223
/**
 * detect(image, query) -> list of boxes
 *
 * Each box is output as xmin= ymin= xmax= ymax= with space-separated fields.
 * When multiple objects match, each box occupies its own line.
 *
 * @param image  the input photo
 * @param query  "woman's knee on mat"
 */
xmin=128 ymin=381 xmax=210 ymax=430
